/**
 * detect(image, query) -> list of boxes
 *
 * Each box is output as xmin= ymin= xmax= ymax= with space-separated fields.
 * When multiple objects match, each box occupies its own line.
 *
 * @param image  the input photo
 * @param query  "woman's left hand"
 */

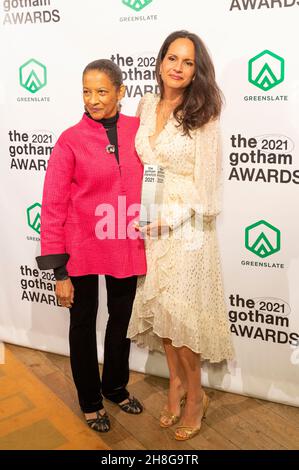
xmin=55 ymin=278 xmax=74 ymax=308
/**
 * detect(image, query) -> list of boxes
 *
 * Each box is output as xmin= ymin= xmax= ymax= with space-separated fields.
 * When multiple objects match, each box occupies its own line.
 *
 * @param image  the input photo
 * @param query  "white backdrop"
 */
xmin=0 ymin=0 xmax=298 ymax=407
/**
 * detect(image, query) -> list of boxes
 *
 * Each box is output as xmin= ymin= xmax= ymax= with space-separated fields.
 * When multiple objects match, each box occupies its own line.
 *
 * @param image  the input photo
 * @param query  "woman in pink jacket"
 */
xmin=36 ymin=59 xmax=146 ymax=433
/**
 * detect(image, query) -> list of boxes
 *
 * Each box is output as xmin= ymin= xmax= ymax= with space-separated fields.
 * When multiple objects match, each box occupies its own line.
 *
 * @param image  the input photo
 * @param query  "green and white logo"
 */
xmin=248 ymin=50 xmax=285 ymax=91
xmin=27 ymin=203 xmax=41 ymax=234
xmin=245 ymin=220 xmax=281 ymax=258
xmin=19 ymin=59 xmax=47 ymax=94
xmin=122 ymin=0 xmax=153 ymax=11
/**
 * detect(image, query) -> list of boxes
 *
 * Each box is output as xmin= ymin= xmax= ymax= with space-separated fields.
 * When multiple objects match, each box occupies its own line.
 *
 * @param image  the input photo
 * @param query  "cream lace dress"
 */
xmin=127 ymin=93 xmax=234 ymax=362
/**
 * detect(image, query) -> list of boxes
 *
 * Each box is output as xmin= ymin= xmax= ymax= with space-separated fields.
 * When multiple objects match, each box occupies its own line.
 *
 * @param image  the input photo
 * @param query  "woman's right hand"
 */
xmin=134 ymin=219 xmax=170 ymax=237
xmin=55 ymin=278 xmax=74 ymax=308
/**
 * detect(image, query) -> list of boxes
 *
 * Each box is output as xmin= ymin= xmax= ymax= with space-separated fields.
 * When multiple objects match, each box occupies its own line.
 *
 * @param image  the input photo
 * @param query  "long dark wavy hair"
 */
xmin=156 ymin=30 xmax=223 ymax=135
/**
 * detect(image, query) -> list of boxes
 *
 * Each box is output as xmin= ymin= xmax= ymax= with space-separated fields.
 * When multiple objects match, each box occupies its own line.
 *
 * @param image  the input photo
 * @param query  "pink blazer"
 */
xmin=40 ymin=113 xmax=146 ymax=277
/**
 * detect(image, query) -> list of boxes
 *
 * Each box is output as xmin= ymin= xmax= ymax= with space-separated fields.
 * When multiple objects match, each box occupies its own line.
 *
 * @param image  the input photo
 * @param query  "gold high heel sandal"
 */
xmin=174 ymin=391 xmax=210 ymax=441
xmin=159 ymin=393 xmax=187 ymax=428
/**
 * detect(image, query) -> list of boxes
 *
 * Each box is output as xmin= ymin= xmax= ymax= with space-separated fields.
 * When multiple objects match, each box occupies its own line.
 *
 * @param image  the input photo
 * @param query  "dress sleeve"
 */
xmin=136 ymin=93 xmax=154 ymax=120
xmin=39 ymin=134 xmax=75 ymax=255
xmin=136 ymin=96 xmax=144 ymax=118
xmin=194 ymin=118 xmax=222 ymax=217
xmin=163 ymin=119 xmax=222 ymax=230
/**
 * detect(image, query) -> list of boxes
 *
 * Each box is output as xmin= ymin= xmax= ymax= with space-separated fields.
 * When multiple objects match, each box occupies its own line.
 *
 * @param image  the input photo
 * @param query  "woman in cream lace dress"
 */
xmin=127 ymin=31 xmax=234 ymax=440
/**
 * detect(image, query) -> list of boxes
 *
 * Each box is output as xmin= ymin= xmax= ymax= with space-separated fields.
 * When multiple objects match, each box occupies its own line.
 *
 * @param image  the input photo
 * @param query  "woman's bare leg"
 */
xmin=161 ymin=338 xmax=187 ymax=426
xmin=175 ymin=346 xmax=205 ymax=438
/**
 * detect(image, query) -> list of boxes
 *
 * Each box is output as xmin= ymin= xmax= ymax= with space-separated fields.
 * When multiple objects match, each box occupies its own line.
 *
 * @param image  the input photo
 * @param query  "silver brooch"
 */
xmin=106 ymin=144 xmax=115 ymax=154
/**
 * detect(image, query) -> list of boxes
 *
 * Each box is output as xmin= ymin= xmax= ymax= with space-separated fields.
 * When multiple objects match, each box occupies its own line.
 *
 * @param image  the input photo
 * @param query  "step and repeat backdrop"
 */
xmin=0 ymin=0 xmax=298 ymax=406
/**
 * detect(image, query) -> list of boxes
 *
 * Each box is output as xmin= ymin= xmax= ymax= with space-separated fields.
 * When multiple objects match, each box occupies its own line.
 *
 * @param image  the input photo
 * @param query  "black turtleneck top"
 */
xmin=98 ymin=112 xmax=119 ymax=164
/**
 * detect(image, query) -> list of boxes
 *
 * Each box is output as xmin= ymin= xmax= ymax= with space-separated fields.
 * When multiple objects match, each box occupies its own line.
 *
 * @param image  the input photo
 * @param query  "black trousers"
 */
xmin=69 ymin=274 xmax=137 ymax=413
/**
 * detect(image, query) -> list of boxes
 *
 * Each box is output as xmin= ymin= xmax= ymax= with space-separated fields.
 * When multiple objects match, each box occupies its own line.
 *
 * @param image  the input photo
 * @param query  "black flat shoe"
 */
xmin=117 ymin=396 xmax=143 ymax=414
xmin=86 ymin=410 xmax=110 ymax=433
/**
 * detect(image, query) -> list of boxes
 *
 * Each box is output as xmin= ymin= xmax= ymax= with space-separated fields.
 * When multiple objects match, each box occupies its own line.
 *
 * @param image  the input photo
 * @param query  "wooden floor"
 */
xmin=6 ymin=343 xmax=299 ymax=450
